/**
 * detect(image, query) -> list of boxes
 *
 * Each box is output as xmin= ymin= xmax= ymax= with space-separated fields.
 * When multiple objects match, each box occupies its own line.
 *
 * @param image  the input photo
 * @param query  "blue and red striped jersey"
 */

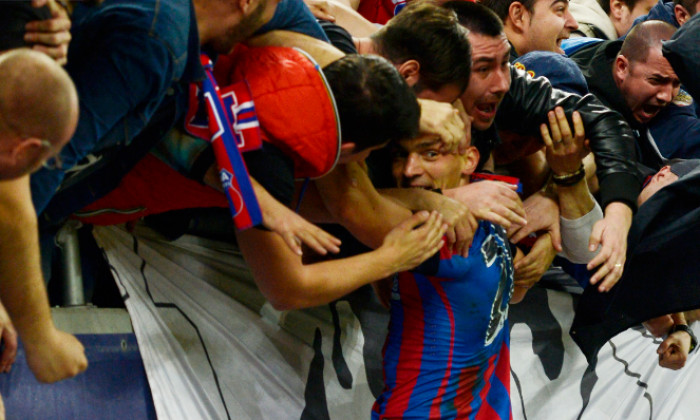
xmin=373 ymin=221 xmax=514 ymax=420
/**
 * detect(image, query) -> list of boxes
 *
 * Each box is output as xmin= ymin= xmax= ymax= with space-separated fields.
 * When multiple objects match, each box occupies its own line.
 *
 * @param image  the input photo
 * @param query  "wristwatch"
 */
xmin=669 ymin=324 xmax=698 ymax=353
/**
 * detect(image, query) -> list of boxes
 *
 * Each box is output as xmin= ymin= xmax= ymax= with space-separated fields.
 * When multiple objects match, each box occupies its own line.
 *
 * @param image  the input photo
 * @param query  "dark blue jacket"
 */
xmin=31 ymin=0 xmax=204 ymax=214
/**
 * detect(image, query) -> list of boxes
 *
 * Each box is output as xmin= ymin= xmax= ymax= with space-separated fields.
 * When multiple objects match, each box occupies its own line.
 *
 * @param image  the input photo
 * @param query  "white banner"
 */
xmin=94 ymin=225 xmax=700 ymax=420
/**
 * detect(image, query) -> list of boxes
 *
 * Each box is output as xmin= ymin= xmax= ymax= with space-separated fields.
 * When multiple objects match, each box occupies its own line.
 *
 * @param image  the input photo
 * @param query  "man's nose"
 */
xmin=404 ymin=153 xmax=423 ymax=177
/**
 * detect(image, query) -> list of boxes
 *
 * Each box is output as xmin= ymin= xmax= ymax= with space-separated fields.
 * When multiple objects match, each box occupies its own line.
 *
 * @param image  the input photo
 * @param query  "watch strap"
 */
xmin=670 ymin=324 xmax=697 ymax=353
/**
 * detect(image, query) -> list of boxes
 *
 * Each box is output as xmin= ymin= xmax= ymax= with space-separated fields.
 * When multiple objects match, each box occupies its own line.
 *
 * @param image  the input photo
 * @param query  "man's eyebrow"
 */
xmin=649 ymin=73 xmax=677 ymax=83
xmin=413 ymin=138 xmax=441 ymax=149
xmin=473 ymin=56 xmax=496 ymax=64
xmin=550 ymin=0 xmax=569 ymax=6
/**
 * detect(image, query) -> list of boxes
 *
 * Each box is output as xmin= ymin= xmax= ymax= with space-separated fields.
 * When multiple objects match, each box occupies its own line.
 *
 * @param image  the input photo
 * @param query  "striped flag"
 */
xmin=185 ymin=54 xmax=262 ymax=230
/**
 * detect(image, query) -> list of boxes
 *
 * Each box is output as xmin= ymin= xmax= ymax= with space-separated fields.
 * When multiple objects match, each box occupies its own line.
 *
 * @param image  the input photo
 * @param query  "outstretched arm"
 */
xmin=236 ymin=210 xmax=447 ymax=310
xmin=540 ymin=108 xmax=603 ymax=265
xmin=0 ymin=176 xmax=87 ymax=383
xmin=499 ymin=67 xmax=642 ymax=212
xmin=247 ymin=30 xmax=345 ymax=68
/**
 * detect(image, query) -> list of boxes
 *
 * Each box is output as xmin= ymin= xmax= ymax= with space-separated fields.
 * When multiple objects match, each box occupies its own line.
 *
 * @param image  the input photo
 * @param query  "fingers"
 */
xmin=281 ymin=220 xmax=341 ymax=256
xmin=299 ymin=227 xmax=341 ymax=256
xmin=438 ymin=113 xmax=466 ymax=154
xmin=547 ymin=109 xmax=562 ymax=145
xmin=30 ymin=45 xmax=68 ymax=65
xmin=25 ymin=26 xmax=71 ymax=47
xmin=513 ymin=250 xmax=542 ymax=280
xmin=24 ymin=4 xmax=71 ymax=65
xmin=540 ymin=123 xmax=554 ymax=149
xmin=477 ymin=184 xmax=527 ymax=228
xmin=555 ymin=107 xmax=572 ymax=144
xmin=572 ymin=111 xmax=585 ymax=143
xmin=311 ymin=228 xmax=341 ymax=253
xmin=446 ymin=226 xmax=457 ymax=247
xmin=587 ymin=220 xmax=603 ymax=255
xmin=402 ymin=210 xmax=431 ymax=231
xmin=597 ymin=259 xmax=624 ymax=291
xmin=509 ymin=223 xmax=535 ymax=245
xmin=588 ymin=252 xmax=623 ymax=291
xmin=457 ymin=238 xmax=471 ymax=258
xmin=455 ymin=219 xmax=476 ymax=258
xmin=587 ymin=221 xmax=624 ymax=291
xmin=299 ymin=233 xmax=329 ymax=256
xmin=491 ymin=204 xmax=527 ymax=229
xmin=411 ymin=211 xmax=444 ymax=239
xmin=415 ymin=212 xmax=447 ymax=257
xmin=283 ymin=233 xmax=303 ymax=256
xmin=482 ymin=210 xmax=514 ymax=230
xmin=309 ymin=5 xmax=335 ymax=21
xmin=25 ymin=15 xmax=71 ymax=33
xmin=658 ymin=344 xmax=685 ymax=370
xmin=549 ymin=218 xmax=562 ymax=252
xmin=419 ymin=99 xmax=465 ymax=153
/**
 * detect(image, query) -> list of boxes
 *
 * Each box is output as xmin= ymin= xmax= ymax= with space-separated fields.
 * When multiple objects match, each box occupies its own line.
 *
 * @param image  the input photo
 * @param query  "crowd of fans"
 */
xmin=1 ymin=0 xmax=699 ymax=418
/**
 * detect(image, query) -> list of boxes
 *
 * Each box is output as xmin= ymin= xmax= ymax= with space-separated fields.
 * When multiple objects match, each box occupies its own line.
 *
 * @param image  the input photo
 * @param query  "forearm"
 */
xmin=251 ymin=177 xmax=295 ymax=228
xmin=559 ymin=199 xmax=603 ymax=264
xmin=684 ymin=310 xmax=700 ymax=323
xmin=556 ymin=178 xmax=596 ymax=220
xmin=0 ymin=178 xmax=55 ymax=343
xmin=247 ymin=30 xmax=345 ymax=67
xmin=499 ymin=69 xmax=641 ymax=210
xmin=603 ymin=201 xmax=633 ymax=228
xmin=380 ymin=188 xmax=441 ymax=211
xmin=329 ymin=0 xmax=361 ymax=10
xmin=236 ymin=227 xmax=399 ymax=310
xmin=671 ymin=312 xmax=688 ymax=326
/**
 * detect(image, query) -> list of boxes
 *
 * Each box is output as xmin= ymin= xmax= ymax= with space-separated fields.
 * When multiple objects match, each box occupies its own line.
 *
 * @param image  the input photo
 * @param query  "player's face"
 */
xmin=392 ymin=135 xmax=467 ymax=190
xmin=615 ymin=48 xmax=680 ymax=124
xmin=522 ymin=0 xmax=578 ymax=55
xmin=461 ymin=33 xmax=511 ymax=131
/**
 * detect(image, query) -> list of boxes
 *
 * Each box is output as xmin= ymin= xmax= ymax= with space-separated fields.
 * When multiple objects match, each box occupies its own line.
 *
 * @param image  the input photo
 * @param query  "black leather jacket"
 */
xmin=494 ymin=66 xmax=642 ymax=212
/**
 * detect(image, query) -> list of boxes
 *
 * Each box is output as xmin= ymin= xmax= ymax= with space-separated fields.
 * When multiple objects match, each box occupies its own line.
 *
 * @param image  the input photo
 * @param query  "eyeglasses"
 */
xmin=40 ymin=140 xmax=63 ymax=170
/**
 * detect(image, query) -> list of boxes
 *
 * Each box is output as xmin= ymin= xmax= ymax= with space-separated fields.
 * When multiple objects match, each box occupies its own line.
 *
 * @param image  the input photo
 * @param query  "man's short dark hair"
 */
xmin=323 ymin=54 xmax=420 ymax=152
xmin=620 ymin=20 xmax=677 ymax=63
xmin=673 ymin=0 xmax=700 ymax=15
xmin=479 ymin=0 xmax=536 ymax=22
xmin=442 ymin=1 xmax=505 ymax=37
xmin=370 ymin=0 xmax=472 ymax=93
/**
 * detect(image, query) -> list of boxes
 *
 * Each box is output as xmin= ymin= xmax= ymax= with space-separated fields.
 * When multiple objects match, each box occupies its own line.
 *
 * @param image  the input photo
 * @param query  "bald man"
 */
xmin=0 ymin=49 xmax=86 ymax=393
